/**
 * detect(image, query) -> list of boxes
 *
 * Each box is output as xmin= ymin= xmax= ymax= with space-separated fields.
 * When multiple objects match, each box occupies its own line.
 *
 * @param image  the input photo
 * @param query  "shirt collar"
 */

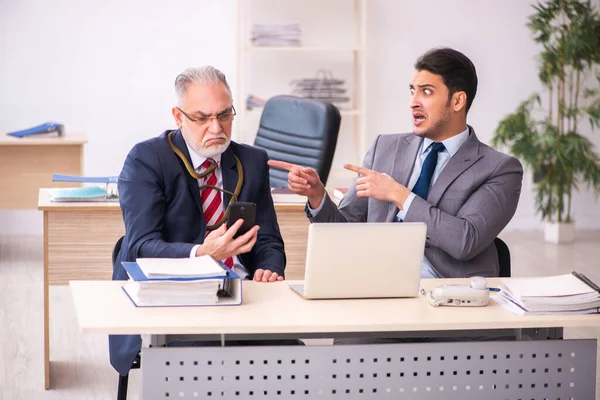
xmin=421 ymin=126 xmax=469 ymax=157
xmin=185 ymin=143 xmax=222 ymax=171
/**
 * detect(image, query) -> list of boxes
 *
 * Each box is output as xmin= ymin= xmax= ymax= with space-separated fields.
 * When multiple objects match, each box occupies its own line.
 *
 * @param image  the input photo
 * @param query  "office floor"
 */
xmin=1 ymin=231 xmax=600 ymax=399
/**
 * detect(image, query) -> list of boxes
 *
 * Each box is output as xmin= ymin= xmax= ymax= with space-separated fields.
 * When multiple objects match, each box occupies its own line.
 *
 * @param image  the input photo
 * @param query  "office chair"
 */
xmin=494 ymin=237 xmax=511 ymax=278
xmin=254 ymin=95 xmax=341 ymax=188
xmin=113 ymin=235 xmax=141 ymax=400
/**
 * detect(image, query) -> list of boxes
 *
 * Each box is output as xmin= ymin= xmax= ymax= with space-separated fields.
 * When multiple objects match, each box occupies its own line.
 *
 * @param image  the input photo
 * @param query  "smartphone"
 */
xmin=227 ymin=202 xmax=256 ymax=238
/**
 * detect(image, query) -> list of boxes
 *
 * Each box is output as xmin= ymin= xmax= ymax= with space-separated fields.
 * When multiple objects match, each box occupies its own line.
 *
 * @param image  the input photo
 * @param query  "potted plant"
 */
xmin=493 ymin=0 xmax=600 ymax=243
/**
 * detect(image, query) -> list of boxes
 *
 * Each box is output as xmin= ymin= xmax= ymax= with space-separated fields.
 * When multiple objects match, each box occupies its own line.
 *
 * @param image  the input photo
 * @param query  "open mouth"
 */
xmin=413 ymin=112 xmax=426 ymax=125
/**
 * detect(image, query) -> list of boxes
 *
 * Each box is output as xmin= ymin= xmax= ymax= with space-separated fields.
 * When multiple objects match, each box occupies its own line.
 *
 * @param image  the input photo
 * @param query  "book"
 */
xmin=494 ymin=272 xmax=600 ymax=315
xmin=270 ymin=187 xmax=307 ymax=204
xmin=50 ymin=186 xmax=116 ymax=202
xmin=121 ymin=259 xmax=242 ymax=307
xmin=333 ymin=188 xmax=348 ymax=200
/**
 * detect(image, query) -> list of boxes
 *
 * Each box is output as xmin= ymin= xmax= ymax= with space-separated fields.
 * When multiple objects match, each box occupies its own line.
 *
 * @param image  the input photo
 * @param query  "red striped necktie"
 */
xmin=200 ymin=159 xmax=234 ymax=269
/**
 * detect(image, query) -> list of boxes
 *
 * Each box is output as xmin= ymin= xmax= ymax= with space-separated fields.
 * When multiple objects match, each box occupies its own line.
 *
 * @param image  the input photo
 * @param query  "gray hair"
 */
xmin=174 ymin=66 xmax=231 ymax=105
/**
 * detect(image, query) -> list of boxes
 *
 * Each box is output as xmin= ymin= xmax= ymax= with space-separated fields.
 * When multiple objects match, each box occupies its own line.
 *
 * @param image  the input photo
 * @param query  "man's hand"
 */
xmin=253 ymin=269 xmax=284 ymax=282
xmin=196 ymin=219 xmax=259 ymax=259
xmin=267 ymin=160 xmax=325 ymax=209
xmin=344 ymin=164 xmax=412 ymax=208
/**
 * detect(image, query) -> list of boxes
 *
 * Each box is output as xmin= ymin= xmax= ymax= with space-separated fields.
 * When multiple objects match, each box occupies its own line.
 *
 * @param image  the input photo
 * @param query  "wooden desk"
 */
xmin=38 ymin=188 xmax=310 ymax=389
xmin=0 ymin=134 xmax=87 ymax=209
xmin=70 ymin=279 xmax=599 ymax=399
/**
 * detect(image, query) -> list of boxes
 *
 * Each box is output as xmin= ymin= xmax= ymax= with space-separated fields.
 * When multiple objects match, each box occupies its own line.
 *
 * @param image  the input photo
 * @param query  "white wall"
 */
xmin=1 ymin=0 xmax=599 ymax=234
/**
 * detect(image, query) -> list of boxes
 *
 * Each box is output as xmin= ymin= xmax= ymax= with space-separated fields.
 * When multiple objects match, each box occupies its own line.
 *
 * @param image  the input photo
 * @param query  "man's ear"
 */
xmin=452 ymin=91 xmax=467 ymax=113
xmin=172 ymin=107 xmax=183 ymax=129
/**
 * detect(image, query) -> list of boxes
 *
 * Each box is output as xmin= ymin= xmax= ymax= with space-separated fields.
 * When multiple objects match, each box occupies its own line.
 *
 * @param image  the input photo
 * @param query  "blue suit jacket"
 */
xmin=109 ymin=130 xmax=285 ymax=376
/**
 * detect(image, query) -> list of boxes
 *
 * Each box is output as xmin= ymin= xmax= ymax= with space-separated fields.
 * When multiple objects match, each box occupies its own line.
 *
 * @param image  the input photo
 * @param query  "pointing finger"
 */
xmin=268 ymin=160 xmax=297 ymax=171
xmin=344 ymin=164 xmax=373 ymax=176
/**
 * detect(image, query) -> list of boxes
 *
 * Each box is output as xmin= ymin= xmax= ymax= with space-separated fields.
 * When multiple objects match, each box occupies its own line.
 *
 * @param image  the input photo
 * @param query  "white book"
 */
xmin=136 ymin=256 xmax=228 ymax=279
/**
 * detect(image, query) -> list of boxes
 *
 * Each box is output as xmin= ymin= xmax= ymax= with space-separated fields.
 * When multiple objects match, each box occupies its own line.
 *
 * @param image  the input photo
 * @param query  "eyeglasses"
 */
xmin=176 ymin=106 xmax=236 ymax=125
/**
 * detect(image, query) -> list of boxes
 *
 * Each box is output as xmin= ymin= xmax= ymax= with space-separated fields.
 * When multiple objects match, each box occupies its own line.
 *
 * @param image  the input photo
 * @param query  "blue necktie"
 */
xmin=412 ymin=142 xmax=446 ymax=199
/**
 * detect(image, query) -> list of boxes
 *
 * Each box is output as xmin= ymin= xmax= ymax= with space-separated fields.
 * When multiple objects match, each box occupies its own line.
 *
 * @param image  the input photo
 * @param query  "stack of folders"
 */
xmin=495 ymin=272 xmax=600 ymax=315
xmin=121 ymin=257 xmax=242 ymax=307
xmin=50 ymin=174 xmax=119 ymax=202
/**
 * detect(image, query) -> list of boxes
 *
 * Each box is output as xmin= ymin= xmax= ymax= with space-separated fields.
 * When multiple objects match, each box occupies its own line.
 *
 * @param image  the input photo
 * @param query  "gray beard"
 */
xmin=190 ymin=139 xmax=231 ymax=158
xmin=182 ymin=130 xmax=231 ymax=158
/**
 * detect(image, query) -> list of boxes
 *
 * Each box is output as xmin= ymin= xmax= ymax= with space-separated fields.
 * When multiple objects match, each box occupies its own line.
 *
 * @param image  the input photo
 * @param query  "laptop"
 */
xmin=289 ymin=222 xmax=427 ymax=299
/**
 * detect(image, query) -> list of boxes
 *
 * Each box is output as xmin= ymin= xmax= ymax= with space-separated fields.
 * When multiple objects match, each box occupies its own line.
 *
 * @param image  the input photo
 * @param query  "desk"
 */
xmin=71 ymin=279 xmax=598 ymax=399
xmin=38 ymin=188 xmax=310 ymax=389
xmin=0 ymin=134 xmax=87 ymax=209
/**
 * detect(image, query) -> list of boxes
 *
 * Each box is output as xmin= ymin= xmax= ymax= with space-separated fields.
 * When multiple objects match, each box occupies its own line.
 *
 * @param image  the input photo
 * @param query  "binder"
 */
xmin=6 ymin=122 xmax=64 ymax=138
xmin=121 ymin=261 xmax=242 ymax=307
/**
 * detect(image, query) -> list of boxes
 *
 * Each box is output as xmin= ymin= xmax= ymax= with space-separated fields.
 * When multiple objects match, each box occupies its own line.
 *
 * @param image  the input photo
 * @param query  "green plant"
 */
xmin=493 ymin=0 xmax=600 ymax=223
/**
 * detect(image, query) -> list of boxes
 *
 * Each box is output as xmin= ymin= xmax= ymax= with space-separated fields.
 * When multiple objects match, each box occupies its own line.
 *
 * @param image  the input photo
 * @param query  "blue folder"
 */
xmin=7 ymin=122 xmax=64 ymax=138
xmin=52 ymin=173 xmax=118 ymax=184
xmin=122 ymin=261 xmax=238 ymax=282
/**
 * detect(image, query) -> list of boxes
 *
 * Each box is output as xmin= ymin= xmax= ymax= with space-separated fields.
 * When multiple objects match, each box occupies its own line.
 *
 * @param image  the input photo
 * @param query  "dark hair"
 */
xmin=415 ymin=47 xmax=478 ymax=113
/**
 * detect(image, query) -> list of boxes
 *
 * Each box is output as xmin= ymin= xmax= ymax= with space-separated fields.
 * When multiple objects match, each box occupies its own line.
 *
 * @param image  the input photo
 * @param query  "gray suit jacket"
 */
xmin=309 ymin=127 xmax=523 ymax=278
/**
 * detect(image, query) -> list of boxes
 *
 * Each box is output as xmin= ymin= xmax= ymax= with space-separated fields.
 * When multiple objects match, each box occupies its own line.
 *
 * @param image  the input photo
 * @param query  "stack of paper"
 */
xmin=250 ymin=23 xmax=301 ymax=47
xmin=495 ymin=273 xmax=600 ymax=315
xmin=122 ymin=256 xmax=239 ymax=307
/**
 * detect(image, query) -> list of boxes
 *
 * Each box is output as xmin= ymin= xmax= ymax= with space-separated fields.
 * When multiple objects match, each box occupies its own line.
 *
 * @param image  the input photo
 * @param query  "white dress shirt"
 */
xmin=187 ymin=144 xmax=249 ymax=280
xmin=309 ymin=127 xmax=470 ymax=278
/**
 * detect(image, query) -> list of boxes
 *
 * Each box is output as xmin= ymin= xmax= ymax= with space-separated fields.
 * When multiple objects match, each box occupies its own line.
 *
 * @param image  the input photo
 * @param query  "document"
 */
xmin=496 ymin=273 xmax=600 ymax=314
xmin=136 ymin=256 xmax=228 ymax=279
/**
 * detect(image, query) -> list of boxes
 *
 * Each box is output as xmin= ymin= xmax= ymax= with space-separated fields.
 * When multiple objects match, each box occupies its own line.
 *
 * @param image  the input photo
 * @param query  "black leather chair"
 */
xmin=254 ymin=95 xmax=341 ymax=188
xmin=494 ymin=237 xmax=511 ymax=278
xmin=113 ymin=235 xmax=140 ymax=400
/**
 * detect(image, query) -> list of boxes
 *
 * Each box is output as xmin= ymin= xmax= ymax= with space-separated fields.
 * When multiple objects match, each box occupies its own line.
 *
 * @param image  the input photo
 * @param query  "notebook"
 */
xmin=289 ymin=222 xmax=426 ymax=299
xmin=495 ymin=272 xmax=600 ymax=314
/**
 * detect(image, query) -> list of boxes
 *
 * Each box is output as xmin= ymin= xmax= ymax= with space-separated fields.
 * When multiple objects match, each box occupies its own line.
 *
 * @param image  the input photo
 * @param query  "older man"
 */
xmin=110 ymin=65 xmax=286 ymax=376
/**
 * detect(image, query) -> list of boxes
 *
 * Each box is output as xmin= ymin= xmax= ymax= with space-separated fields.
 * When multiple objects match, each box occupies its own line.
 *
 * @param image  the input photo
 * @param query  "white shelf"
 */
xmin=240 ymin=107 xmax=361 ymax=116
xmin=240 ymin=46 xmax=363 ymax=52
xmin=236 ymin=0 xmax=367 ymax=169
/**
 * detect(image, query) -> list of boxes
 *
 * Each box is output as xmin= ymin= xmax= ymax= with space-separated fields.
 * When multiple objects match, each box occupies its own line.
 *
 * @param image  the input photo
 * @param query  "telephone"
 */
xmin=426 ymin=276 xmax=490 ymax=307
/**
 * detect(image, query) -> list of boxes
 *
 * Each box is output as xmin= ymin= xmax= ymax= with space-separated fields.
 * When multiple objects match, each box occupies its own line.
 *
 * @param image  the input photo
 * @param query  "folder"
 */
xmin=121 ymin=261 xmax=242 ymax=307
xmin=50 ymin=186 xmax=116 ymax=202
xmin=52 ymin=174 xmax=118 ymax=183
xmin=7 ymin=122 xmax=64 ymax=138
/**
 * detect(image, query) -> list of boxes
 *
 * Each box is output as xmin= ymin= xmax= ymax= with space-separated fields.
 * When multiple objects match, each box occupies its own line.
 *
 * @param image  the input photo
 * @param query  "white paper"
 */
xmin=500 ymin=274 xmax=594 ymax=298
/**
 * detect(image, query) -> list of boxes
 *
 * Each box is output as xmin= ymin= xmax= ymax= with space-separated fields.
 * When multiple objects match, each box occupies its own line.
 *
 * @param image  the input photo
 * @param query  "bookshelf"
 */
xmin=235 ymin=0 xmax=366 ymax=188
